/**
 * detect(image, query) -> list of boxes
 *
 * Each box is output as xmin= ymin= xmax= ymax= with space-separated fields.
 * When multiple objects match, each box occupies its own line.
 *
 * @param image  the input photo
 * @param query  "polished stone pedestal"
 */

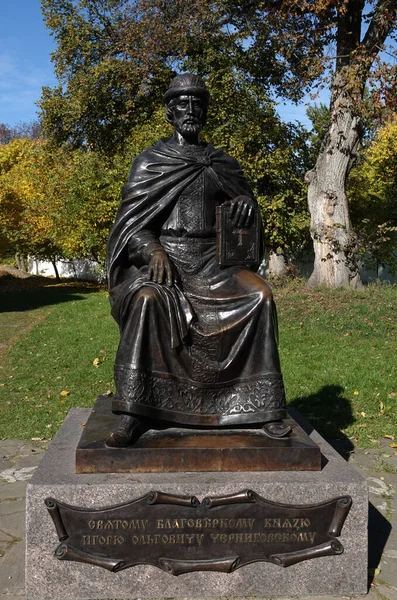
xmin=25 ymin=408 xmax=368 ymax=599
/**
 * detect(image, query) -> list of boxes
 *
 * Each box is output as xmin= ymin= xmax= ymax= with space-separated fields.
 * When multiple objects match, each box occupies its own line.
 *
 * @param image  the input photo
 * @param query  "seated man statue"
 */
xmin=106 ymin=73 xmax=291 ymax=447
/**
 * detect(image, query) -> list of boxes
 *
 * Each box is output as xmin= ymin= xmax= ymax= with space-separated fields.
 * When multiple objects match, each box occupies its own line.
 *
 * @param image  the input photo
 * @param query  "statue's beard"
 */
xmin=174 ymin=118 xmax=202 ymax=139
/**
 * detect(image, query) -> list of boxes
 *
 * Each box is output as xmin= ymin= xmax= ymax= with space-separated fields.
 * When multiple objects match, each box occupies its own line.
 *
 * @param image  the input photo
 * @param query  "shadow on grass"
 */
xmin=288 ymin=384 xmax=355 ymax=446
xmin=0 ymin=274 xmax=102 ymax=312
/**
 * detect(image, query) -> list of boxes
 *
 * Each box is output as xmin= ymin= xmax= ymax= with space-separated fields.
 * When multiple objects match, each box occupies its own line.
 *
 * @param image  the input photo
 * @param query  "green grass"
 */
xmin=0 ymin=277 xmax=396 ymax=444
xmin=0 ymin=279 xmax=118 ymax=438
xmin=275 ymin=282 xmax=397 ymax=444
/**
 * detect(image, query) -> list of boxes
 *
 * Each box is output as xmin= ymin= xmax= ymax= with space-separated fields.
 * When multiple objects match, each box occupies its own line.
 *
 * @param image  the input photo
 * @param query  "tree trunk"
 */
xmin=19 ymin=255 xmax=27 ymax=272
xmin=306 ymin=84 xmax=363 ymax=289
xmin=268 ymin=249 xmax=287 ymax=277
xmin=51 ymin=258 xmax=60 ymax=282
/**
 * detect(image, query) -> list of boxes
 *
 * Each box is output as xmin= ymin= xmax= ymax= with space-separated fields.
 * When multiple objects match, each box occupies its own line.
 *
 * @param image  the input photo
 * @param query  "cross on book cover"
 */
xmin=216 ymin=203 xmax=262 ymax=267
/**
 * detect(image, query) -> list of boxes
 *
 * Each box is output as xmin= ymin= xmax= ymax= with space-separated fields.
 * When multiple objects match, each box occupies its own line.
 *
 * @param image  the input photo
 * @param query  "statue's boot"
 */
xmin=262 ymin=420 xmax=292 ymax=439
xmin=105 ymin=414 xmax=146 ymax=448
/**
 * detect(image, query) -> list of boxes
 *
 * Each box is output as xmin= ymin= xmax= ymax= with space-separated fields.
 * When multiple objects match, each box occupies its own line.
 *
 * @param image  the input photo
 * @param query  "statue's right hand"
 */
xmin=148 ymin=249 xmax=173 ymax=286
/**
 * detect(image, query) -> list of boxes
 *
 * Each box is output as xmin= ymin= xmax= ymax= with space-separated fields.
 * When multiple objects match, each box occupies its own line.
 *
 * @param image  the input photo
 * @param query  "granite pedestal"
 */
xmin=26 ymin=408 xmax=368 ymax=599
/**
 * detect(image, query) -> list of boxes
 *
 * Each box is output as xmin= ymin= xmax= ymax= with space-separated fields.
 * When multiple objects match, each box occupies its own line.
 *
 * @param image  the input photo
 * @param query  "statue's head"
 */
xmin=165 ymin=74 xmax=210 ymax=139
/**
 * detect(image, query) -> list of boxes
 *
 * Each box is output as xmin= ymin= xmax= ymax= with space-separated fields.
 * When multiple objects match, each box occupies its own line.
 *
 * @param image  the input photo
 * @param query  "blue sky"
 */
xmin=0 ymin=0 xmax=57 ymax=126
xmin=0 ymin=0 xmax=322 ymax=129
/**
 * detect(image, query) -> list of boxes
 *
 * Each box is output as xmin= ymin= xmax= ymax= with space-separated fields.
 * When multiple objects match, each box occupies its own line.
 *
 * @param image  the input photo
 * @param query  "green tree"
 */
xmin=0 ymin=139 xmax=64 ymax=274
xmin=348 ymin=116 xmax=397 ymax=274
xmin=40 ymin=1 xmax=312 ymax=266
xmin=40 ymin=0 xmax=397 ymax=286
xmin=203 ymin=70 xmax=311 ymax=271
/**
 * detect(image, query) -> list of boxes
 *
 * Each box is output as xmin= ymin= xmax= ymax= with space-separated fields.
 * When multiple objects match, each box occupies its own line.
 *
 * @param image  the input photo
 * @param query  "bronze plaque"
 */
xmin=45 ymin=490 xmax=351 ymax=575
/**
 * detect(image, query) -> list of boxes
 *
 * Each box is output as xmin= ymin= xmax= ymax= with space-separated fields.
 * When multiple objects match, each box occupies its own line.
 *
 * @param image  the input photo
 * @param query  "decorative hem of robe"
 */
xmin=112 ymin=366 xmax=287 ymax=427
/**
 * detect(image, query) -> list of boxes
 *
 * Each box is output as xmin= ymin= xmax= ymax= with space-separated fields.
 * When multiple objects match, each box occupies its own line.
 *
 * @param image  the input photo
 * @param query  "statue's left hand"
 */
xmin=230 ymin=196 xmax=256 ymax=228
xmin=148 ymin=249 xmax=173 ymax=286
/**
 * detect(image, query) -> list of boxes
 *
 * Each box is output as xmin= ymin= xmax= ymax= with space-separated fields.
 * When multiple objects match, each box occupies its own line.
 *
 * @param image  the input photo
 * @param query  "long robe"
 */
xmin=107 ymin=139 xmax=287 ymax=427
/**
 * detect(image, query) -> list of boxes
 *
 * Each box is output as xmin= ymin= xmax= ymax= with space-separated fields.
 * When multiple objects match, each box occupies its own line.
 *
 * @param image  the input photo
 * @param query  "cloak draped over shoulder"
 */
xmin=107 ymin=140 xmax=261 ymax=289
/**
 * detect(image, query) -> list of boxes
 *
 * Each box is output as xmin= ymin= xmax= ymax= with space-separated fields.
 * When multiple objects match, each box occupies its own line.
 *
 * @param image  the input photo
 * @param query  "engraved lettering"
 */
xmin=88 ymin=521 xmax=95 ymax=530
xmin=264 ymin=518 xmax=272 ymax=527
xmin=157 ymin=520 xmax=163 ymax=528
xmin=309 ymin=532 xmax=316 ymax=543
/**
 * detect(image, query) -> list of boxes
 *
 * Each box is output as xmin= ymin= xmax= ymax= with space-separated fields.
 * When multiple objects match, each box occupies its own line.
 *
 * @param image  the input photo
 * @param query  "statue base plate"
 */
xmin=75 ymin=396 xmax=321 ymax=473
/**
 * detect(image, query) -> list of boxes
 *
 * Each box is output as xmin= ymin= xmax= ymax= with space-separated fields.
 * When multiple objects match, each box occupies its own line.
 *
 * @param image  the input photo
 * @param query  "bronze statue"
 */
xmin=106 ymin=73 xmax=291 ymax=447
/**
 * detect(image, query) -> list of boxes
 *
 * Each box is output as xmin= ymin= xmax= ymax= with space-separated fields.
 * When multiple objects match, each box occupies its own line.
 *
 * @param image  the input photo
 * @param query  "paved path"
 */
xmin=0 ymin=438 xmax=396 ymax=600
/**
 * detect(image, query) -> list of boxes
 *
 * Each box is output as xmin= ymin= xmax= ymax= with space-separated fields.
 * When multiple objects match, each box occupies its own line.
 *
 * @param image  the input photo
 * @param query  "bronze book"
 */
xmin=216 ymin=204 xmax=261 ymax=267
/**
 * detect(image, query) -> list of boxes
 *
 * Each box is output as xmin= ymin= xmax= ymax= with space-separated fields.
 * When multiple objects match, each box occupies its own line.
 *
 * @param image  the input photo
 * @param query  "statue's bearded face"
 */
xmin=170 ymin=95 xmax=206 ymax=138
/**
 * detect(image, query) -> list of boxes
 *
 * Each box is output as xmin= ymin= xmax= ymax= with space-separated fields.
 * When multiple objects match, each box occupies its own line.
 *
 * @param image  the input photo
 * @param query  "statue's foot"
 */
xmin=262 ymin=420 xmax=292 ymax=439
xmin=105 ymin=414 xmax=146 ymax=448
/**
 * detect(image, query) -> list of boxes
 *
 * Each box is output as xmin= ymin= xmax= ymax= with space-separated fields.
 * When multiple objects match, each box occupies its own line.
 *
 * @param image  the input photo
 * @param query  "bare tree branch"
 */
xmin=362 ymin=0 xmax=397 ymax=53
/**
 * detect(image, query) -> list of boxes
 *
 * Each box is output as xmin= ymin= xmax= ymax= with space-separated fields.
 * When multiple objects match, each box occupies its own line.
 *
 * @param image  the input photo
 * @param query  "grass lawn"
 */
xmin=0 ymin=275 xmax=396 ymax=445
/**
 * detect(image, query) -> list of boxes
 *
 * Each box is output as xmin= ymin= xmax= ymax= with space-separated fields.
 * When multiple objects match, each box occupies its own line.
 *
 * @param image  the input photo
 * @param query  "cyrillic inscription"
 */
xmin=45 ymin=490 xmax=352 ymax=574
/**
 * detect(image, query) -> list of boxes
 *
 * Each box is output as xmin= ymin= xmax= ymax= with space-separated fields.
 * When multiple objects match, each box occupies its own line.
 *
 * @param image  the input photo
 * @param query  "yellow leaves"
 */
xmin=60 ymin=390 xmax=70 ymax=396
xmin=353 ymin=390 xmax=359 ymax=395
xmin=92 ymin=357 xmax=100 ymax=367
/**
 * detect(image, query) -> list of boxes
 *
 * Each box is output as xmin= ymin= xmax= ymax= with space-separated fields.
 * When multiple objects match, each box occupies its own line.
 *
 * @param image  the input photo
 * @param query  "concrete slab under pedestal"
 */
xmin=25 ymin=408 xmax=368 ymax=599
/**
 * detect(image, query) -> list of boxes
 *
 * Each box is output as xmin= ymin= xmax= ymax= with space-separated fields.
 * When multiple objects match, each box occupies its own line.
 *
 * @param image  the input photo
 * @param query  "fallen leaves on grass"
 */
xmin=93 ymin=357 xmax=100 ymax=367
xmin=60 ymin=390 xmax=70 ymax=396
